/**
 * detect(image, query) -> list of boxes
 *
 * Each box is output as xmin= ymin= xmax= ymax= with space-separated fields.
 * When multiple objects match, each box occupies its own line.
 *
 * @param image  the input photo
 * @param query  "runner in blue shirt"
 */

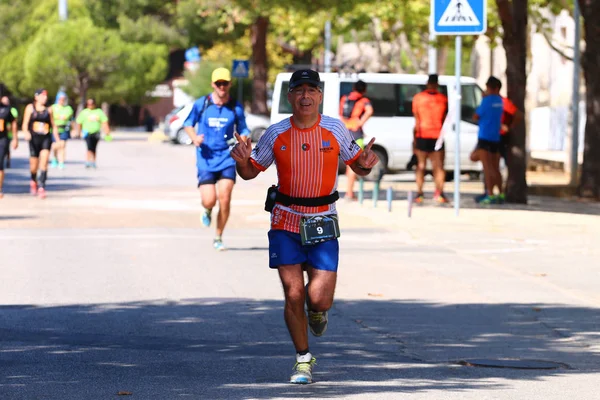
xmin=470 ymin=76 xmax=504 ymax=204
xmin=183 ymin=67 xmax=250 ymax=251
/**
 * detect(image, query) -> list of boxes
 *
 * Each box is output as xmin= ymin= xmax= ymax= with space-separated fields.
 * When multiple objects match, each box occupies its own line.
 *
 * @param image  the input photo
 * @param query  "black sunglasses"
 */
xmin=215 ymin=81 xmax=230 ymax=87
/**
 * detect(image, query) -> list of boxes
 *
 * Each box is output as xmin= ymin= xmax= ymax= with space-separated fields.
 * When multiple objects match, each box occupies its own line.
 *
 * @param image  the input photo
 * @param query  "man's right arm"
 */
xmin=183 ymin=99 xmax=203 ymax=145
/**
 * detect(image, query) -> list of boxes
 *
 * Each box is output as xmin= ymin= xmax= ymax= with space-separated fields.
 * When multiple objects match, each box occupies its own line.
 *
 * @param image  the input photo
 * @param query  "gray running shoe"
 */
xmin=290 ymin=353 xmax=316 ymax=384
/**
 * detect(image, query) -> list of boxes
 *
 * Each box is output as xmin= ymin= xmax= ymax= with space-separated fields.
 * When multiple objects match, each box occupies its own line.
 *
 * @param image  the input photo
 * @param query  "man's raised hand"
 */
xmin=358 ymin=137 xmax=380 ymax=169
xmin=231 ymin=132 xmax=252 ymax=163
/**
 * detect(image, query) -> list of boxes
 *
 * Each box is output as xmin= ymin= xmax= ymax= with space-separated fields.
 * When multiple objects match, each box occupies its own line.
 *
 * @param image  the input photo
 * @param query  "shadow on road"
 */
xmin=0 ymin=299 xmax=597 ymax=399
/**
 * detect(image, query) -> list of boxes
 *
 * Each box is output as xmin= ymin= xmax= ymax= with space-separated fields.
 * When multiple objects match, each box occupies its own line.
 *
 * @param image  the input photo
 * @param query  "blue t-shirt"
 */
xmin=475 ymin=94 xmax=504 ymax=142
xmin=183 ymin=94 xmax=250 ymax=172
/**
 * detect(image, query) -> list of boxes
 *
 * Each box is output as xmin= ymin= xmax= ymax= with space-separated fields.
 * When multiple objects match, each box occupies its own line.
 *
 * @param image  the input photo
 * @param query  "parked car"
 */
xmin=168 ymin=102 xmax=271 ymax=145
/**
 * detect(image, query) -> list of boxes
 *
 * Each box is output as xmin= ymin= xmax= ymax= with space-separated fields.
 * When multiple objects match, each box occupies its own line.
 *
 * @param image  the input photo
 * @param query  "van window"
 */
xmin=340 ymin=82 xmax=397 ymax=117
xmin=397 ymin=84 xmax=449 ymax=117
xmin=461 ymin=84 xmax=483 ymax=123
xmin=278 ymin=81 xmax=324 ymax=114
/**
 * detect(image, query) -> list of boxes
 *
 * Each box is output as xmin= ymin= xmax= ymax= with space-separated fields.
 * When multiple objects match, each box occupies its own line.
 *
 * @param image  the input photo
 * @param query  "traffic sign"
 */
xmin=232 ymin=60 xmax=250 ymax=78
xmin=432 ymin=0 xmax=487 ymax=35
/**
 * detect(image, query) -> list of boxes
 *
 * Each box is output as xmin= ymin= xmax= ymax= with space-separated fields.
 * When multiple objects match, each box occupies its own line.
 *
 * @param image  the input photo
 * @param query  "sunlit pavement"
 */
xmin=1 ymin=132 xmax=599 ymax=399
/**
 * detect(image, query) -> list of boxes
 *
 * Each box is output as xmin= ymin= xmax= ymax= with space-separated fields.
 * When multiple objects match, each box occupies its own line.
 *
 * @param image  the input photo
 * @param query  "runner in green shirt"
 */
xmin=76 ymin=98 xmax=110 ymax=168
xmin=50 ymin=93 xmax=74 ymax=169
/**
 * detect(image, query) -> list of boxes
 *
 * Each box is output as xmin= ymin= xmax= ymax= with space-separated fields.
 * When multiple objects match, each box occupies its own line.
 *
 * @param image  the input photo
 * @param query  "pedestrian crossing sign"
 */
xmin=232 ymin=60 xmax=250 ymax=78
xmin=432 ymin=0 xmax=486 ymax=35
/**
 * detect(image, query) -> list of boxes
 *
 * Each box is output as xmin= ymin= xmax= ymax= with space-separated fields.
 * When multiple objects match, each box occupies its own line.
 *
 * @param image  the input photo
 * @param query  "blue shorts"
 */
xmin=52 ymin=130 xmax=70 ymax=142
xmin=268 ymin=229 xmax=339 ymax=272
xmin=197 ymin=165 xmax=237 ymax=186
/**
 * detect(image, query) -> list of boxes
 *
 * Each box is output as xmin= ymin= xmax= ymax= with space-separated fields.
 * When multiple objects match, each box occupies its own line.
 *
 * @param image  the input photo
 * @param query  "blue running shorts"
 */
xmin=197 ymin=165 xmax=237 ymax=186
xmin=268 ymin=229 xmax=339 ymax=272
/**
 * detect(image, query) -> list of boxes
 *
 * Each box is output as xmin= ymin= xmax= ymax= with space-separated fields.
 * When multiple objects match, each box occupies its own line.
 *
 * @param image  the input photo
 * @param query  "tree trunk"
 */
xmin=77 ymin=74 xmax=89 ymax=114
xmin=250 ymin=16 xmax=269 ymax=116
xmin=577 ymin=0 xmax=600 ymax=199
xmin=497 ymin=0 xmax=528 ymax=204
xmin=437 ymin=45 xmax=449 ymax=75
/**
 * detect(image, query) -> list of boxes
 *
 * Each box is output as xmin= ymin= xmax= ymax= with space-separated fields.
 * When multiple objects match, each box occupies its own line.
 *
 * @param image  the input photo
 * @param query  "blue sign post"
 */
xmin=431 ymin=0 xmax=486 ymax=216
xmin=232 ymin=60 xmax=250 ymax=104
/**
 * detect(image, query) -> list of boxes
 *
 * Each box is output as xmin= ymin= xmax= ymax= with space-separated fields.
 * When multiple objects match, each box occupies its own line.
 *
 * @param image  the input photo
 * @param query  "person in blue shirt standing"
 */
xmin=183 ymin=67 xmax=250 ymax=251
xmin=470 ymin=76 xmax=505 ymax=204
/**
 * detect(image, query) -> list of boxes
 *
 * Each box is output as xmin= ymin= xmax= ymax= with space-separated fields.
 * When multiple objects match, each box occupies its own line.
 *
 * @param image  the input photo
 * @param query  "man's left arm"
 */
xmin=101 ymin=112 xmax=110 ymax=135
xmin=357 ymin=101 xmax=373 ymax=129
xmin=334 ymin=121 xmax=379 ymax=176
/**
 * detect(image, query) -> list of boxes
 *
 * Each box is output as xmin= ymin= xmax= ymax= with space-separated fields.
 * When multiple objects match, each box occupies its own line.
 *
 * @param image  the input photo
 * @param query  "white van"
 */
xmin=270 ymin=72 xmax=484 ymax=179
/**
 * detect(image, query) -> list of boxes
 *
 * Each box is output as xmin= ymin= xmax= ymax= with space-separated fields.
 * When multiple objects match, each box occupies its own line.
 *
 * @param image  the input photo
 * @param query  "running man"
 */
xmin=183 ymin=67 xmax=250 ymax=251
xmin=50 ymin=93 xmax=74 ymax=169
xmin=0 ymin=96 xmax=19 ymax=198
xmin=412 ymin=74 xmax=449 ymax=203
xmin=339 ymin=80 xmax=373 ymax=200
xmin=22 ymin=89 xmax=59 ymax=199
xmin=1 ymin=96 xmax=18 ymax=169
xmin=76 ymin=98 xmax=109 ymax=168
xmin=470 ymin=76 xmax=504 ymax=204
xmin=231 ymin=69 xmax=379 ymax=384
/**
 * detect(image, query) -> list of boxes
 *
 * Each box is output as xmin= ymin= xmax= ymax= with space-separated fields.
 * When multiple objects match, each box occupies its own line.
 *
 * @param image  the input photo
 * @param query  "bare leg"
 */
xmin=278 ymin=265 xmax=309 ymax=352
xmin=481 ymin=151 xmax=496 ymax=196
xmin=30 ymin=157 xmax=39 ymax=180
xmin=57 ymin=141 xmax=66 ymax=164
xmin=430 ymin=150 xmax=446 ymax=194
xmin=215 ymin=179 xmax=234 ymax=237
xmin=415 ymin=150 xmax=429 ymax=194
xmin=306 ymin=267 xmax=337 ymax=312
xmin=492 ymin=152 xmax=503 ymax=195
xmin=199 ymin=183 xmax=217 ymax=210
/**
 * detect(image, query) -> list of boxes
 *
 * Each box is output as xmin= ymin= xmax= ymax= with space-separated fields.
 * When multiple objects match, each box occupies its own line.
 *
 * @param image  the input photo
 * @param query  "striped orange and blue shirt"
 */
xmin=250 ymin=115 xmax=362 ymax=233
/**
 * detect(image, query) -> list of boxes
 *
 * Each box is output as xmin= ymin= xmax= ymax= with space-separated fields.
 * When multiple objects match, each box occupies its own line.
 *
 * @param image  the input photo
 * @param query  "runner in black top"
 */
xmin=21 ymin=89 xmax=58 ymax=199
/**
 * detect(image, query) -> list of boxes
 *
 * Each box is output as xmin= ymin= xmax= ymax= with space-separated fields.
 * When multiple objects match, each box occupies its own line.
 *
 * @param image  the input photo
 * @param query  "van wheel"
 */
xmin=445 ymin=170 xmax=454 ymax=182
xmin=468 ymin=172 xmax=481 ymax=181
xmin=363 ymin=148 xmax=387 ymax=182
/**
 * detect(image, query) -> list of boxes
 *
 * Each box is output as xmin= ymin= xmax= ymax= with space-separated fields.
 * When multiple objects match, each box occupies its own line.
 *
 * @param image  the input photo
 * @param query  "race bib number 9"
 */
xmin=33 ymin=122 xmax=50 ymax=134
xmin=300 ymin=214 xmax=340 ymax=246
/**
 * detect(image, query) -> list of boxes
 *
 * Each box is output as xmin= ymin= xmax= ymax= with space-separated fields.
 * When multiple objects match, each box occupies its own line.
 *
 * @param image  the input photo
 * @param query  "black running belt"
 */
xmin=275 ymin=191 xmax=339 ymax=207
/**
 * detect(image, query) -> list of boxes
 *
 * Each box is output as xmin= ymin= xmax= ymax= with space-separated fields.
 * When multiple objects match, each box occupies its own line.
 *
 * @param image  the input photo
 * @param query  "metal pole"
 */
xmin=58 ymin=0 xmax=67 ymax=21
xmin=324 ymin=20 xmax=332 ymax=72
xmin=387 ymin=187 xmax=393 ymax=212
xmin=454 ymin=36 xmax=462 ymax=216
xmin=570 ymin=1 xmax=581 ymax=187
xmin=238 ymin=77 xmax=243 ymax=104
xmin=428 ymin=14 xmax=437 ymax=74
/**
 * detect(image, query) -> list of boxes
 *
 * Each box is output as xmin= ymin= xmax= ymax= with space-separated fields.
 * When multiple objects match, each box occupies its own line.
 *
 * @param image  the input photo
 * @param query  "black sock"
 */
xmin=38 ymin=171 xmax=47 ymax=188
xmin=31 ymin=172 xmax=37 ymax=182
xmin=297 ymin=349 xmax=310 ymax=356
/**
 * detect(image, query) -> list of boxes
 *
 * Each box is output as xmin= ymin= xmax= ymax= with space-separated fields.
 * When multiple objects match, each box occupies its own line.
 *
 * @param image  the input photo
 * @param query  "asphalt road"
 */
xmin=0 ymin=133 xmax=599 ymax=399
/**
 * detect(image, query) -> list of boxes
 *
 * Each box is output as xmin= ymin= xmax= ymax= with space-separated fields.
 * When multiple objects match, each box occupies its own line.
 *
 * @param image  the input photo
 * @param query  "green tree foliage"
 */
xmin=0 ymin=0 xmax=171 ymax=106
xmin=23 ymin=18 xmax=167 ymax=106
